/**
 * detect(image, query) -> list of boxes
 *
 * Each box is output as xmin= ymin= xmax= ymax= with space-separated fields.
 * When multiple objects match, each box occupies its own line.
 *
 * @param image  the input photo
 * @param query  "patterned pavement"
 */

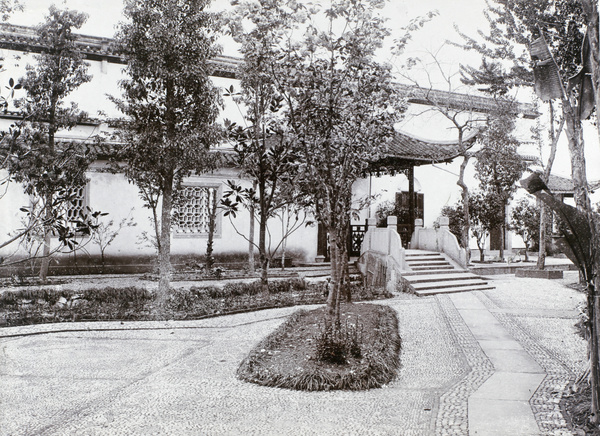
xmin=0 ymin=271 xmax=587 ymax=435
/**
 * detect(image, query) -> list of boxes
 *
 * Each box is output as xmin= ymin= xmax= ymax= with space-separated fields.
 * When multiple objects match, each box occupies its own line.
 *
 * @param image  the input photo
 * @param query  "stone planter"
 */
xmin=515 ymin=269 xmax=563 ymax=279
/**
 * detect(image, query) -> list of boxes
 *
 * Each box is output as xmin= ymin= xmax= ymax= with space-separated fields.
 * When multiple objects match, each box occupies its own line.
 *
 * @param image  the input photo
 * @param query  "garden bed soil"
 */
xmin=561 ymin=383 xmax=600 ymax=435
xmin=237 ymin=302 xmax=401 ymax=391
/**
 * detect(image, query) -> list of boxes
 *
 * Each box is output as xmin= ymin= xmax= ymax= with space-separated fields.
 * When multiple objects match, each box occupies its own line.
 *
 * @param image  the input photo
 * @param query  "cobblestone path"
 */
xmin=0 ymin=273 xmax=588 ymax=435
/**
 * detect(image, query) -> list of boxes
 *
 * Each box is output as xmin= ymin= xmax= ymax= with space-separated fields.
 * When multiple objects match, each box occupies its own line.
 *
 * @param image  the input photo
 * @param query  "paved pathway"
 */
xmin=451 ymin=292 xmax=545 ymax=435
xmin=0 ymin=273 xmax=587 ymax=435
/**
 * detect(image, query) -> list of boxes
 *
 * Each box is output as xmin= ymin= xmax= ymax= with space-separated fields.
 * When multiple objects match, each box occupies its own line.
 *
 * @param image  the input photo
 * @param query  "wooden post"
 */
xmin=408 ymin=165 xmax=415 ymax=238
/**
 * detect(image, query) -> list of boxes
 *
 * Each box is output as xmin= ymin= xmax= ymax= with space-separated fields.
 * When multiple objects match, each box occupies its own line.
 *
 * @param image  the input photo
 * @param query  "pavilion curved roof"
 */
xmin=371 ymin=129 xmax=478 ymax=172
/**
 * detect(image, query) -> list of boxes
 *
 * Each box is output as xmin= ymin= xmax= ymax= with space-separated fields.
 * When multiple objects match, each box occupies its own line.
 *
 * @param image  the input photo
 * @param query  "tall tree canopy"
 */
xmin=276 ymin=0 xmax=406 ymax=318
xmin=113 ymin=0 xmax=222 ymax=306
xmin=223 ymin=0 xmax=309 ymax=286
xmin=474 ymin=105 xmax=526 ymax=259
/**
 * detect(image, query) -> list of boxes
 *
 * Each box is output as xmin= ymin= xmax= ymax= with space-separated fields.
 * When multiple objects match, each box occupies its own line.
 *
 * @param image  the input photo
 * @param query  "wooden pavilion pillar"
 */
xmin=408 ymin=164 xmax=415 ymax=242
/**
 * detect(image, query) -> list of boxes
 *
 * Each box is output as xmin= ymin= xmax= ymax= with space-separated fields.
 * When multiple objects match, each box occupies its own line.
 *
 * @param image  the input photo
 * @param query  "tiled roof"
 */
xmin=385 ymin=129 xmax=478 ymax=164
xmin=0 ymin=109 xmax=102 ymax=126
xmin=546 ymin=174 xmax=574 ymax=194
xmin=395 ymin=84 xmax=539 ymax=120
xmin=0 ymin=24 xmax=538 ymax=115
xmin=0 ymin=23 xmax=241 ymax=78
xmin=57 ymin=130 xmax=474 ymax=167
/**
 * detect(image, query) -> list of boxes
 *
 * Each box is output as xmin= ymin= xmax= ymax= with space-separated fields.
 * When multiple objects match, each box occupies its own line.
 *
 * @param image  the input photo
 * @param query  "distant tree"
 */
xmin=440 ymin=203 xmax=465 ymax=245
xmin=112 ymin=0 xmax=222 ymax=309
xmin=375 ymin=201 xmax=398 ymax=227
xmin=469 ymin=191 xmax=504 ymax=262
xmin=1 ymin=7 xmax=94 ymax=281
xmin=474 ymin=105 xmax=526 ymax=260
xmin=510 ymin=197 xmax=540 ymax=261
xmin=441 ymin=191 xmax=503 ymax=261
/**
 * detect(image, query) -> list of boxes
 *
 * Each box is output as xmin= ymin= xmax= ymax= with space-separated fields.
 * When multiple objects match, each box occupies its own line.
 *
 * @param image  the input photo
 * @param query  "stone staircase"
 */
xmin=402 ymin=250 xmax=493 ymax=296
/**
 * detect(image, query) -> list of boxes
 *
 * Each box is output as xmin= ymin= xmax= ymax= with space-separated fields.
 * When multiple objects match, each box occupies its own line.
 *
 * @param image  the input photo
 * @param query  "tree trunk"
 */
xmin=38 ymin=193 xmax=53 ymax=282
xmin=341 ymin=229 xmax=351 ymax=302
xmin=326 ymin=227 xmax=340 ymax=317
xmin=259 ymin=212 xmax=268 ymax=289
xmin=457 ymin=154 xmax=471 ymax=263
xmin=205 ymin=188 xmax=217 ymax=271
xmin=563 ymin=96 xmax=600 ymax=424
xmin=281 ymin=206 xmax=287 ymax=271
xmin=157 ymin=173 xmax=174 ymax=310
xmin=499 ymin=201 xmax=506 ymax=260
xmin=248 ymin=181 xmax=256 ymax=273
xmin=538 ymin=102 xmax=561 ymax=269
xmin=563 ymin=102 xmax=591 ymax=210
xmin=537 ymin=203 xmax=547 ymax=269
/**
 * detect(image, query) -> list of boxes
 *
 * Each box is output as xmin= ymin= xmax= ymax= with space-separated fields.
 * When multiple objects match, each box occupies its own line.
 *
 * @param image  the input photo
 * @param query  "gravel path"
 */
xmin=0 ymin=271 xmax=588 ymax=435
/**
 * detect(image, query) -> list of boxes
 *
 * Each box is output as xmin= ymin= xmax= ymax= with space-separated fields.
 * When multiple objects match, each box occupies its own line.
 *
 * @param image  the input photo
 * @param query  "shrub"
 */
xmin=82 ymin=287 xmax=153 ymax=305
xmin=238 ymin=303 xmax=401 ymax=391
xmin=314 ymin=318 xmax=363 ymax=364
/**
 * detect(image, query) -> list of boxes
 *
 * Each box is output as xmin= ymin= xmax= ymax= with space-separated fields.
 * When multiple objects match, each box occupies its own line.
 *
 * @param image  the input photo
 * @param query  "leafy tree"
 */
xmin=510 ymin=197 xmax=540 ymax=261
xmin=273 ymin=0 xmax=405 ymax=319
xmin=469 ymin=191 xmax=504 ymax=262
xmin=0 ymin=0 xmax=21 ymax=20
xmin=440 ymin=203 xmax=465 ymax=245
xmin=112 ymin=0 xmax=223 ymax=308
xmin=222 ymin=1 xmax=311 ymax=287
xmin=441 ymin=191 xmax=503 ymax=262
xmin=474 ymin=104 xmax=526 ymax=260
xmin=1 ymin=7 xmax=95 ymax=281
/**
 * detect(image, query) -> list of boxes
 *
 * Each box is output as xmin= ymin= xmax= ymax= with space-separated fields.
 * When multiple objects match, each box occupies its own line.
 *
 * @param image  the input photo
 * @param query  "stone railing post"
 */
xmin=412 ymin=218 xmax=423 ymax=249
xmin=438 ymin=216 xmax=449 ymax=229
xmin=386 ymin=215 xmax=397 ymax=228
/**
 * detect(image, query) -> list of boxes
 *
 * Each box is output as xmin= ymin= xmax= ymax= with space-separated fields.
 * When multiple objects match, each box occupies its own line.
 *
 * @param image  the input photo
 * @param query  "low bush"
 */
xmin=0 ymin=279 xmax=391 ymax=327
xmin=237 ymin=303 xmax=401 ymax=391
xmin=314 ymin=318 xmax=363 ymax=364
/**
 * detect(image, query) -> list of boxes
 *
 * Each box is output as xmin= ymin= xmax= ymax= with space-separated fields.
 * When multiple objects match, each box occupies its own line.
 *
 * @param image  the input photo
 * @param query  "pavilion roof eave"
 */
xmin=368 ymin=129 xmax=478 ymax=173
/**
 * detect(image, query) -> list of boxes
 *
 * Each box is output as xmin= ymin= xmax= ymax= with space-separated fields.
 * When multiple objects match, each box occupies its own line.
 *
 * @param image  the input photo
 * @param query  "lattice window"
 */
xmin=174 ymin=186 xmax=219 ymax=235
xmin=64 ymin=185 xmax=87 ymax=224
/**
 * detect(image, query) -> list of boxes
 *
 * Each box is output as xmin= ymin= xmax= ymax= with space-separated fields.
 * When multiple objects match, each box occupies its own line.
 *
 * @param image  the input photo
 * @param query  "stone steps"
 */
xmin=403 ymin=251 xmax=493 ymax=296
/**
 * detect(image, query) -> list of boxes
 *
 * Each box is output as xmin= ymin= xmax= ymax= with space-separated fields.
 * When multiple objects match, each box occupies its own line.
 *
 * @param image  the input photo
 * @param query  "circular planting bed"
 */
xmin=237 ymin=302 xmax=401 ymax=391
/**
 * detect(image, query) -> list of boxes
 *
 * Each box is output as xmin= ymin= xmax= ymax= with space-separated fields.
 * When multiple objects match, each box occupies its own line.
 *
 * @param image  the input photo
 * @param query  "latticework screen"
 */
xmin=64 ymin=185 xmax=87 ymax=224
xmin=174 ymin=186 xmax=219 ymax=235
